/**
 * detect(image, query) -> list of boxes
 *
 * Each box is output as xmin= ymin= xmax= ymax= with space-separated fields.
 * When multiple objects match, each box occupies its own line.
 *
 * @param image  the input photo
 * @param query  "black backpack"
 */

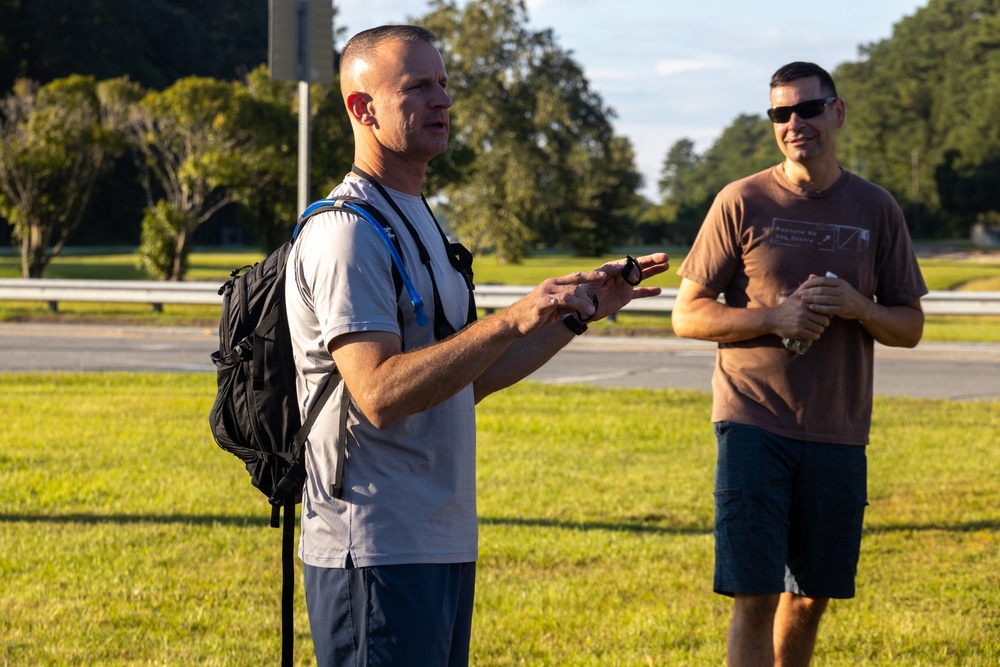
xmin=208 ymin=196 xmax=426 ymax=667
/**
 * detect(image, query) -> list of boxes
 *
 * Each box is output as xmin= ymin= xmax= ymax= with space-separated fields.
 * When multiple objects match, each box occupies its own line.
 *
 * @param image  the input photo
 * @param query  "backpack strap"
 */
xmin=294 ymin=196 xmax=429 ymax=327
xmin=280 ymin=496 xmax=295 ymax=667
xmin=271 ymin=195 xmax=422 ymax=511
xmin=350 ymin=165 xmax=477 ymax=339
xmin=268 ymin=374 xmax=348 ymax=667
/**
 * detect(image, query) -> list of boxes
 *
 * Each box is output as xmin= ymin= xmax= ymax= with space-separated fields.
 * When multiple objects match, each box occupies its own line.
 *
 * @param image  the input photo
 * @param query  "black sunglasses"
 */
xmin=767 ymin=97 xmax=837 ymax=123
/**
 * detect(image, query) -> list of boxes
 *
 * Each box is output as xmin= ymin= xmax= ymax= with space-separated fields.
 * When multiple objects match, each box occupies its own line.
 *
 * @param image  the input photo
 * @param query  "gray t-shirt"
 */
xmin=285 ymin=175 xmax=477 ymax=568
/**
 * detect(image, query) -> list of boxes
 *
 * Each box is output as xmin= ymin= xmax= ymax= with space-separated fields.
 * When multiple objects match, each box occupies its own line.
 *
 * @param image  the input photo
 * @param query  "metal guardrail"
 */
xmin=0 ymin=278 xmax=224 ymax=313
xmin=0 ymin=278 xmax=998 ymax=316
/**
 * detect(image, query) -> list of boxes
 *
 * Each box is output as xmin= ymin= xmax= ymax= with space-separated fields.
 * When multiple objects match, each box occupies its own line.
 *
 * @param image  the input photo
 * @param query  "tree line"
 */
xmin=652 ymin=0 xmax=1000 ymax=245
xmin=2 ymin=0 xmax=997 ymax=280
xmin=0 ymin=0 xmax=642 ymax=279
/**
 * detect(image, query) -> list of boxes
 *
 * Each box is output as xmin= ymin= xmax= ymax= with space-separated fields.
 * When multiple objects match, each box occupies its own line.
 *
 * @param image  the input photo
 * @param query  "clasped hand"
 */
xmin=778 ymin=274 xmax=870 ymax=340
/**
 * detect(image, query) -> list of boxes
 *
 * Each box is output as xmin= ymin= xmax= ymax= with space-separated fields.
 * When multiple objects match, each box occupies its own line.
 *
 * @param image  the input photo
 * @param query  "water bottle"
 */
xmin=782 ymin=272 xmax=838 ymax=355
xmin=781 ymin=336 xmax=814 ymax=355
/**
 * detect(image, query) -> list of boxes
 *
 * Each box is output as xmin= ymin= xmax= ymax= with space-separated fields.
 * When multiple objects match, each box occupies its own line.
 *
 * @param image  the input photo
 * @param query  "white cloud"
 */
xmin=655 ymin=57 xmax=725 ymax=78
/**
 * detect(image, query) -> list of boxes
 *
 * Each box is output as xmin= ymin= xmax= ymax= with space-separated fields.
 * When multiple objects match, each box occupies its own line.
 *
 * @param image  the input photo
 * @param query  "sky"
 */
xmin=334 ymin=0 xmax=928 ymax=197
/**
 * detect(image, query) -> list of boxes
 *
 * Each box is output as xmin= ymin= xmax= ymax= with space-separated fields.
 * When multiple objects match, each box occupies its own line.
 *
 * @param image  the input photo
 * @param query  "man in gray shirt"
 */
xmin=285 ymin=24 xmax=670 ymax=666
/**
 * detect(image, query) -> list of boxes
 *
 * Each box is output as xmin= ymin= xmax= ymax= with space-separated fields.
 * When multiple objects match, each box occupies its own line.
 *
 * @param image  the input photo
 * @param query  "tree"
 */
xmin=656 ymin=115 xmax=776 ymax=244
xmin=651 ymin=0 xmax=1000 ymax=241
xmin=658 ymin=138 xmax=700 ymax=203
xmin=0 ymin=74 xmax=137 ymax=277
xmin=227 ymin=66 xmax=299 ymax=253
xmin=696 ymin=113 xmax=776 ymax=192
xmin=226 ymin=66 xmax=356 ymax=254
xmin=127 ymin=77 xmax=257 ymax=280
xmin=836 ymin=0 xmax=1000 ymax=237
xmin=561 ymin=135 xmax=645 ymax=255
xmin=419 ymin=0 xmax=633 ymax=260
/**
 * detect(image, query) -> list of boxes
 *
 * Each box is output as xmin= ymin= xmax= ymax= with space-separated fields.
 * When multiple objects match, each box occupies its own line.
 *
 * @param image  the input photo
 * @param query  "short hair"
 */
xmin=770 ymin=62 xmax=838 ymax=98
xmin=340 ymin=25 xmax=438 ymax=75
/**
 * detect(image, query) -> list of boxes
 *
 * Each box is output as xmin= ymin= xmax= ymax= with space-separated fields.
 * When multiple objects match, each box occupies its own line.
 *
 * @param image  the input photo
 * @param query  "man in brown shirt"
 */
xmin=673 ymin=62 xmax=927 ymax=666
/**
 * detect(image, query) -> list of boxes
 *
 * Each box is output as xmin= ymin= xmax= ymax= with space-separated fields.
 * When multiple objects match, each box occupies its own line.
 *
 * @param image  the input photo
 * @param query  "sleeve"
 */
xmin=676 ymin=183 xmax=744 ymax=294
xmin=293 ymin=210 xmax=401 ymax=348
xmin=874 ymin=200 xmax=929 ymax=306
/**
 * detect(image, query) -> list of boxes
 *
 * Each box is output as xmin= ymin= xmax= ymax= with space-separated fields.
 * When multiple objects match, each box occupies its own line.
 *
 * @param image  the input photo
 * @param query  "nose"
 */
xmin=434 ymin=85 xmax=452 ymax=109
xmin=786 ymin=110 xmax=808 ymax=128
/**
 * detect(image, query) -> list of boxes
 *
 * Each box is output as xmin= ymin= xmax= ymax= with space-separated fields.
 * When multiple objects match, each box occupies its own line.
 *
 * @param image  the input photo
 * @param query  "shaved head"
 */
xmin=340 ymin=25 xmax=438 ymax=96
xmin=337 ymin=24 xmax=451 ymax=192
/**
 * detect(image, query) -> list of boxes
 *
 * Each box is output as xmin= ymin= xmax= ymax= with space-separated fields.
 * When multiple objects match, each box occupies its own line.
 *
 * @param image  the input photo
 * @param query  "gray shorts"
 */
xmin=713 ymin=421 xmax=868 ymax=599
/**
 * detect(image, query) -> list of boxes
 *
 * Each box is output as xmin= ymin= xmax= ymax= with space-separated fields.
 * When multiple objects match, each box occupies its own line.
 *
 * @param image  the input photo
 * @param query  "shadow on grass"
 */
xmin=480 ymin=515 xmax=712 ymax=536
xmin=0 ymin=512 xmax=274 ymax=527
xmin=480 ymin=516 xmax=1000 ymax=536
xmin=2 ymin=514 xmax=997 ymax=535
xmin=864 ymin=520 xmax=1000 ymax=533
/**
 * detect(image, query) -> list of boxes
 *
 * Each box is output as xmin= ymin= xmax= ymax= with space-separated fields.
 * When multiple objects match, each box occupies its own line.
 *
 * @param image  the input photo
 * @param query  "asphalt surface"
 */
xmin=1 ymin=322 xmax=998 ymax=401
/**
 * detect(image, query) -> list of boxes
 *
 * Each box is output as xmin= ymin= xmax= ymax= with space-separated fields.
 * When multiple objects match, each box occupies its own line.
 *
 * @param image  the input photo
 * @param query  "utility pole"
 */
xmin=911 ymin=148 xmax=921 ymax=236
xmin=269 ymin=0 xmax=334 ymax=213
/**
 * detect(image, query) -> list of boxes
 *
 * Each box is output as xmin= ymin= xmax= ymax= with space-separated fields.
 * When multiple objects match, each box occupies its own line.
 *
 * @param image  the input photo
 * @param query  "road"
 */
xmin=1 ymin=323 xmax=998 ymax=401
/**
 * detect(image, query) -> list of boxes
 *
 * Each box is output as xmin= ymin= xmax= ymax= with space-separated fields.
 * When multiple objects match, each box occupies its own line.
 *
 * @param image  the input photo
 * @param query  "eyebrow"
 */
xmin=401 ymin=73 xmax=448 ymax=90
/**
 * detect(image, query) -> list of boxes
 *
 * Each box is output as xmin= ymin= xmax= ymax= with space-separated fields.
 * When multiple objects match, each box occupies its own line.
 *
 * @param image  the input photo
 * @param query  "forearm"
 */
xmin=798 ymin=276 xmax=925 ymax=348
xmin=474 ymin=251 xmax=671 ymax=400
xmin=673 ymin=292 xmax=776 ymax=343
xmin=856 ymin=300 xmax=924 ymax=348
xmin=473 ymin=319 xmax=576 ymax=402
xmin=336 ymin=270 xmax=611 ymax=427
xmin=338 ymin=254 xmax=671 ymax=425
xmin=337 ymin=314 xmax=523 ymax=428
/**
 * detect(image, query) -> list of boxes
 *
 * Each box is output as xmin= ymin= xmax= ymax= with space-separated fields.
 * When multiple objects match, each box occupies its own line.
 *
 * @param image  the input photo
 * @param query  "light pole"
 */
xmin=269 ymin=0 xmax=334 ymax=214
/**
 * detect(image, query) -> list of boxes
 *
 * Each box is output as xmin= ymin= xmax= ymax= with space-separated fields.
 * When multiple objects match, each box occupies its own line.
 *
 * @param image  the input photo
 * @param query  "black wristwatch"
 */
xmin=561 ymin=313 xmax=588 ymax=335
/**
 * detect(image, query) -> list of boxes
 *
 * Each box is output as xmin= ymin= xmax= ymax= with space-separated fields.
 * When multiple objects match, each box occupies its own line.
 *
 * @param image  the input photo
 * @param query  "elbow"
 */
xmin=366 ymin=411 xmax=399 ymax=430
xmin=875 ymin=316 xmax=924 ymax=349
xmin=899 ymin=329 xmax=924 ymax=349
xmin=352 ymin=383 xmax=451 ymax=430
xmin=895 ymin=306 xmax=926 ymax=349
xmin=901 ymin=326 xmax=924 ymax=348
xmin=872 ymin=327 xmax=923 ymax=349
xmin=670 ymin=307 xmax=695 ymax=339
xmin=885 ymin=334 xmax=922 ymax=349
xmin=352 ymin=392 xmax=403 ymax=430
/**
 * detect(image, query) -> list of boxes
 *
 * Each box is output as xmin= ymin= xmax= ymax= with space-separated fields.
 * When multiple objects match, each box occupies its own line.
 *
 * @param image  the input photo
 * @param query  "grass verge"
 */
xmin=0 ymin=374 xmax=997 ymax=665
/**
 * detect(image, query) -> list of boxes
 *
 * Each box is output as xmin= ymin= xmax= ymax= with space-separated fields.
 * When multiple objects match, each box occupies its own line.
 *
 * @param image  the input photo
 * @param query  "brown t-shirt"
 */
xmin=677 ymin=165 xmax=928 ymax=445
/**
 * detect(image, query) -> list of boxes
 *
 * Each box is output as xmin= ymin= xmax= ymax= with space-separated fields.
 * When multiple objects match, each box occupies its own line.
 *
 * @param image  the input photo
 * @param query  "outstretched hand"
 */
xmin=500 ymin=252 xmax=669 ymax=337
xmin=587 ymin=252 xmax=670 ymax=321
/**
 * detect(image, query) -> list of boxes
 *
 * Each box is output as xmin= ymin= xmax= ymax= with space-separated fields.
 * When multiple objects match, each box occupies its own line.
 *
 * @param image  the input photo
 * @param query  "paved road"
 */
xmin=1 ymin=323 xmax=998 ymax=400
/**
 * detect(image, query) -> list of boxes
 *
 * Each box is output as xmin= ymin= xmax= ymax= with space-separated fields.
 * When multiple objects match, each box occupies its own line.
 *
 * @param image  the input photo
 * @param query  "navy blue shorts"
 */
xmin=304 ymin=561 xmax=476 ymax=667
xmin=713 ymin=421 xmax=868 ymax=599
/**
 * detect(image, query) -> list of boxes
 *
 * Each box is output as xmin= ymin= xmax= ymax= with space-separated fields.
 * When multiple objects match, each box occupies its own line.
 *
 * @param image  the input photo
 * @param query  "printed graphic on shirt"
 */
xmin=770 ymin=218 xmax=870 ymax=253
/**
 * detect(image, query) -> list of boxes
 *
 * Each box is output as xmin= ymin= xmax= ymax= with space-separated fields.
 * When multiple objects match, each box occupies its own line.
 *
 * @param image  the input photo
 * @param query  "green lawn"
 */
xmin=0 ymin=373 xmax=997 ymax=665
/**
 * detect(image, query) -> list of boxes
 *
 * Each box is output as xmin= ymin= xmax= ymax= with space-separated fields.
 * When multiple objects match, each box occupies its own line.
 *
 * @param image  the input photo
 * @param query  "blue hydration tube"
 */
xmin=295 ymin=199 xmax=429 ymax=327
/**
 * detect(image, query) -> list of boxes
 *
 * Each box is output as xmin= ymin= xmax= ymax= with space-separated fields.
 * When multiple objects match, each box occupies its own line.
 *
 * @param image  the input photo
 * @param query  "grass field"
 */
xmin=0 ymin=373 xmax=997 ymax=665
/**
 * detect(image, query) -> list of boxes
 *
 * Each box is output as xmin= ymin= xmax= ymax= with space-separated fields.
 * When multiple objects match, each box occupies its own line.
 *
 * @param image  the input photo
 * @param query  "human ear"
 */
xmin=834 ymin=98 xmax=846 ymax=128
xmin=346 ymin=92 xmax=375 ymax=125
